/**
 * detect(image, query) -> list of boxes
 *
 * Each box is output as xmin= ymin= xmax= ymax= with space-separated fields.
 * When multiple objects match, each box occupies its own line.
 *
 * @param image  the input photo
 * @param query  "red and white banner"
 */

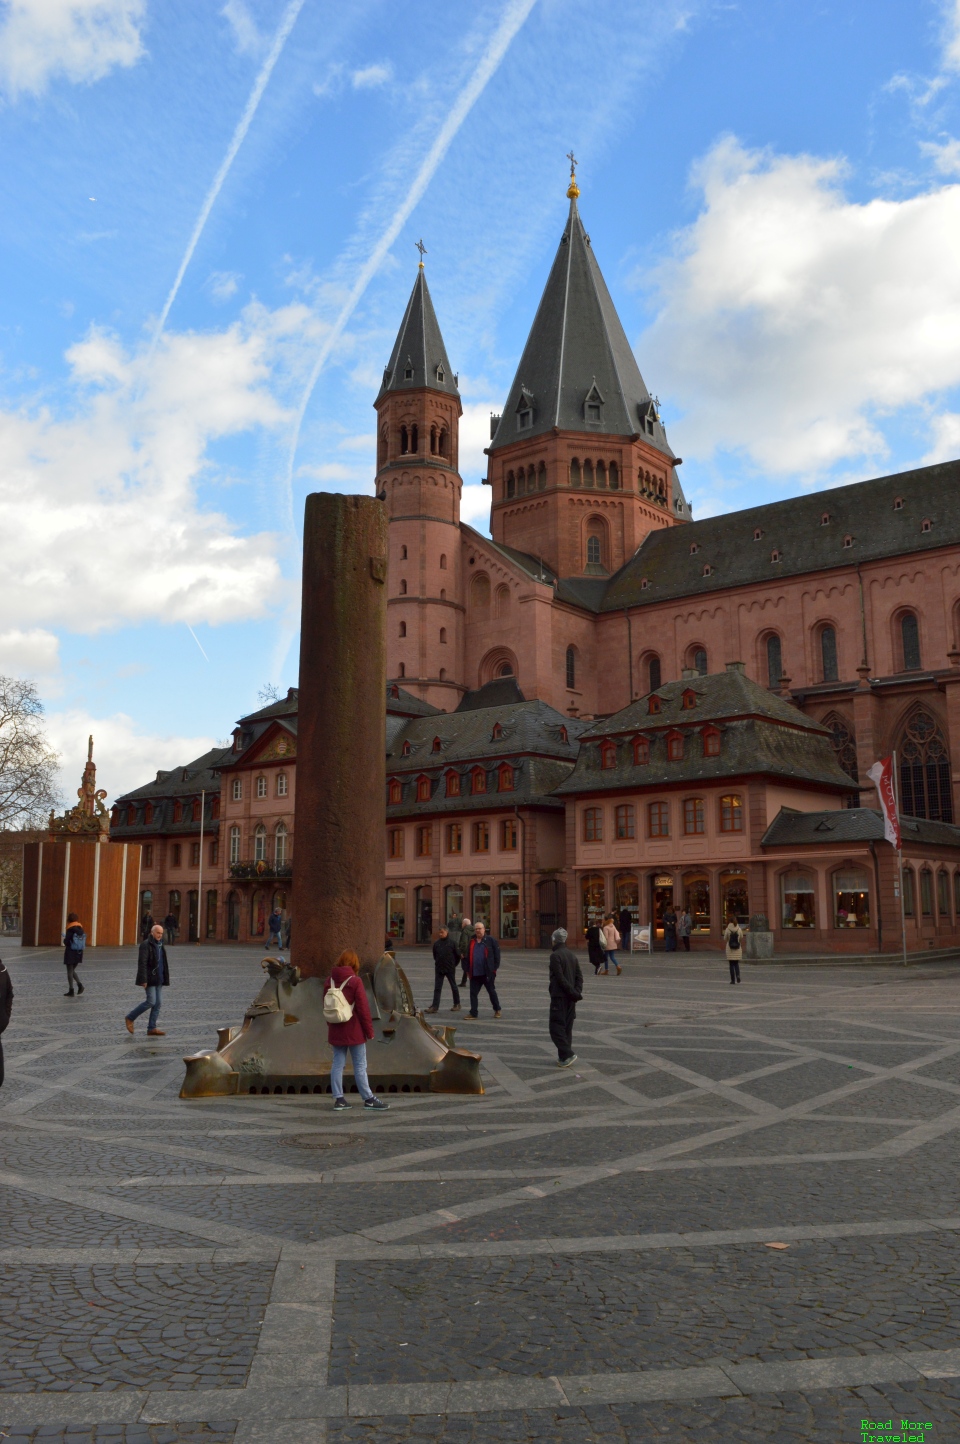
xmin=867 ymin=755 xmax=901 ymax=849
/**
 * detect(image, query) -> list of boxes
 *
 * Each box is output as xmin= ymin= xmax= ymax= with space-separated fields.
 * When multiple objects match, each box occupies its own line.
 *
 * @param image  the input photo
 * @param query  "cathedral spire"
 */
xmin=377 ymin=263 xmax=459 ymax=402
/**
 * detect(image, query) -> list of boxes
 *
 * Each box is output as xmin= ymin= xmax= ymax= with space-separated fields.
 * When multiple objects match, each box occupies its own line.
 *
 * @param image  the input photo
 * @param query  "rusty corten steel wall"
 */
xmin=291 ymin=493 xmax=387 ymax=978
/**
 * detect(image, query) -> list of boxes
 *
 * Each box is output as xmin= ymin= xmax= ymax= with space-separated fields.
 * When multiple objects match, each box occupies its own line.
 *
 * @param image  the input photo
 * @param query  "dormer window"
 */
xmin=445 ymin=770 xmax=460 ymax=797
xmin=681 ymin=689 xmax=697 ymax=710
xmin=640 ymin=577 xmax=650 ymax=590
xmin=584 ymin=381 xmax=604 ymax=425
xmin=702 ymin=564 xmax=712 ymax=577
xmin=388 ymin=778 xmax=402 ymax=804
xmin=667 ymin=731 xmax=684 ymax=761
xmin=516 ymin=388 xmax=534 ymax=430
xmin=600 ymin=741 xmax=616 ymax=770
xmin=432 ymin=736 xmax=442 ymax=752
xmin=821 ymin=512 xmax=831 ymax=526
xmin=492 ymin=722 xmax=504 ymax=741
xmin=416 ymin=776 xmax=431 ymax=802
xmin=559 ymin=725 xmax=568 ymax=744
xmin=401 ymin=740 xmax=411 ymax=757
xmin=690 ymin=542 xmax=699 ymax=555
xmin=921 ymin=518 xmax=932 ymax=533
xmin=645 ymin=416 xmax=654 ymax=436
xmin=403 ymin=359 xmax=413 ymax=380
xmin=771 ymin=548 xmax=782 ymax=563
xmin=470 ymin=767 xmax=486 ymax=795
xmin=703 ymin=727 xmax=721 ymax=758
xmin=753 ymin=528 xmax=763 ymax=541
xmin=648 ymin=695 xmax=662 ymax=715
xmin=633 ymin=736 xmax=649 ymax=765
xmin=842 ymin=534 xmax=854 ymax=549
xmin=498 ymin=763 xmax=514 ymax=791
xmin=894 ymin=496 xmax=904 ymax=510
xmin=436 ymin=365 xmax=445 ymax=383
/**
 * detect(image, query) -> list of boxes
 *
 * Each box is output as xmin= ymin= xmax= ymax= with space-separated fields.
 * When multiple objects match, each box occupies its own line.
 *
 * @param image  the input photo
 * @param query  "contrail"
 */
xmin=149 ymin=0 xmax=307 ymax=356
xmin=186 ymin=623 xmax=210 ymax=662
xmin=280 ymin=0 xmax=538 ymax=527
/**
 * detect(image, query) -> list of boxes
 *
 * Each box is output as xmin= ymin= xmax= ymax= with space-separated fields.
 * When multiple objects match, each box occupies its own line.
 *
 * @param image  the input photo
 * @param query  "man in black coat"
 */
xmin=425 ymin=926 xmax=461 ymax=1014
xmin=125 ymin=924 xmax=170 ymax=1036
xmin=0 ymin=957 xmax=13 ymax=1088
xmin=548 ymin=928 xmax=583 ymax=1068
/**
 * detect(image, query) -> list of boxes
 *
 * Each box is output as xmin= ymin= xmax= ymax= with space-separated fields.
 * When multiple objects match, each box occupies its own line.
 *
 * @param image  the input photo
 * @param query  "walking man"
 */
xmin=267 ymin=907 xmax=283 ymax=950
xmin=456 ymin=916 xmax=472 ymax=986
xmin=464 ymin=921 xmax=502 ymax=1020
xmin=0 ymin=956 xmax=12 ymax=1089
xmin=426 ymin=926 xmax=461 ymax=1013
xmin=548 ymin=928 xmax=582 ymax=1068
xmin=678 ymin=908 xmax=693 ymax=952
xmin=163 ymin=910 xmax=179 ymax=945
xmin=125 ymin=923 xmax=169 ymax=1036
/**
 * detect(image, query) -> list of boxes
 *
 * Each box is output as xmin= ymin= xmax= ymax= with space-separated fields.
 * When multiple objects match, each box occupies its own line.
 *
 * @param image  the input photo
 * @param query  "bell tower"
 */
xmin=486 ymin=162 xmax=691 ymax=580
xmin=374 ymin=250 xmax=465 ymax=708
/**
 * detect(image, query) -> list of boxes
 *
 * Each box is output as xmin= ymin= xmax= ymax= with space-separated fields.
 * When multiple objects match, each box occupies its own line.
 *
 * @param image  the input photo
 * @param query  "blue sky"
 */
xmin=2 ymin=0 xmax=960 ymax=798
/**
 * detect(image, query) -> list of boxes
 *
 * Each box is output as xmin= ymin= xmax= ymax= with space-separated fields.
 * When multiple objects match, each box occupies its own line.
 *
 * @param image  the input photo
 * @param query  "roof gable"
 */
xmin=378 ymin=268 xmax=459 ymax=400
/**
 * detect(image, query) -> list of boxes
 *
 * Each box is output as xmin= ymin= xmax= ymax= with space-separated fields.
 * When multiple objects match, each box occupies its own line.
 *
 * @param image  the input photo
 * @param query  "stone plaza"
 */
xmin=2 ymin=942 xmax=960 ymax=1443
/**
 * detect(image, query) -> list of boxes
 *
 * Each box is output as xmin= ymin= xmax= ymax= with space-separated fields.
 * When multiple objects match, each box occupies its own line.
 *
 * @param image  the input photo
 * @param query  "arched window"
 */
xmin=398 ymin=662 xmax=405 ymax=677
xmin=823 ymin=712 xmax=858 ymax=783
xmin=538 ymin=461 xmax=547 ymax=490
xmin=276 ymin=772 xmax=287 ymax=797
xmin=566 ymin=645 xmax=576 ymax=689
xmin=506 ymin=471 xmax=516 ymax=499
xmin=400 ymin=544 xmax=407 ymax=560
xmin=766 ymin=634 xmax=783 ymax=688
xmin=430 ymin=425 xmax=437 ymax=454
xmin=439 ymin=553 xmax=447 ymax=569
xmin=900 ymin=612 xmax=922 ymax=671
xmin=438 ymin=428 xmax=447 ymax=456
xmin=585 ymin=516 xmax=606 ymax=571
xmin=648 ymin=655 xmax=661 ymax=691
xmin=254 ymin=825 xmax=267 ymax=863
xmin=400 ymin=425 xmax=408 ymax=454
xmin=439 ymin=627 xmax=447 ymax=643
xmin=920 ymin=868 xmax=934 ymax=917
xmin=899 ymin=711 xmax=952 ymax=821
xmin=496 ymin=584 xmax=511 ymax=618
xmin=583 ymin=459 xmax=594 ymax=488
xmin=570 ymin=458 xmax=581 ymax=487
xmin=410 ymin=423 xmax=418 ymax=452
xmin=439 ymin=668 xmax=446 ymax=680
xmin=902 ymin=865 xmax=915 ymax=918
xmin=693 ymin=648 xmax=707 ymax=676
xmin=229 ymin=825 xmax=241 ymax=864
xmin=498 ymin=661 xmax=513 ymax=677
xmin=399 ymin=621 xmax=406 ymax=637
xmin=609 ymin=461 xmax=619 ymax=490
xmin=275 ymin=822 xmax=287 ymax=867
xmin=470 ymin=572 xmax=491 ymax=617
xmin=596 ymin=460 xmax=607 ymax=489
xmin=820 ymin=625 xmax=839 ymax=682
xmin=399 ymin=579 xmax=407 ymax=595
xmin=586 ymin=535 xmax=601 ymax=565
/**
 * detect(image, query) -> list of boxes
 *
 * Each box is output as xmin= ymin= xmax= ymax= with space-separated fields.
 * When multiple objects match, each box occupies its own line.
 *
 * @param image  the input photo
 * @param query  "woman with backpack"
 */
xmin=63 ymin=913 xmax=85 ymax=996
xmin=723 ymin=912 xmax=744 ymax=984
xmin=323 ymin=950 xmax=389 ymax=1112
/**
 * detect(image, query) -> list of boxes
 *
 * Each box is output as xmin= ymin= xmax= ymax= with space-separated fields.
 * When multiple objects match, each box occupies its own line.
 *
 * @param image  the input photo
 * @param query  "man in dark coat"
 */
xmin=456 ymin=916 xmax=472 ymax=986
xmin=585 ymin=920 xmax=605 ymax=974
xmin=163 ymin=911 xmax=178 ymax=945
xmin=426 ymin=927 xmax=461 ymax=1013
xmin=548 ymin=928 xmax=582 ymax=1068
xmin=662 ymin=905 xmax=678 ymax=953
xmin=619 ymin=907 xmax=633 ymax=953
xmin=464 ymin=922 xmax=501 ymax=1019
xmin=0 ymin=957 xmax=12 ymax=1089
xmin=125 ymin=924 xmax=170 ymax=1036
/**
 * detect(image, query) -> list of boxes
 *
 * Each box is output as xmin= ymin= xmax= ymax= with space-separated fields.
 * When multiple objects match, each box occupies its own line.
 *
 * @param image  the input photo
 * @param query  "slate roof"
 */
xmin=455 ymin=677 xmax=526 ymax=712
xmin=111 ymin=745 xmax=230 ymax=836
xmin=762 ymin=808 xmax=960 ymax=850
xmin=555 ymin=669 xmax=853 ymax=795
xmin=377 ymin=268 xmax=459 ymax=401
xmin=236 ymin=689 xmax=299 ymax=726
xmin=601 ymin=460 xmax=960 ymax=613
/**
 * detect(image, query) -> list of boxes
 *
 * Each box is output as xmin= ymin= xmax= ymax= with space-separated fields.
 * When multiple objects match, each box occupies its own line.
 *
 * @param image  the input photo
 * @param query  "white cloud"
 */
xmin=458 ymin=399 xmax=500 ymax=484
xmin=297 ymin=461 xmax=362 ymax=483
xmin=0 ymin=306 xmax=305 ymax=634
xmin=351 ymin=61 xmax=392 ymax=90
xmin=924 ymin=411 xmax=960 ymax=462
xmin=460 ymin=482 xmax=490 ymax=535
xmin=0 ymin=627 xmax=60 ymax=681
xmin=46 ymin=708 xmax=216 ymax=804
xmin=207 ymin=270 xmax=242 ymax=302
xmin=943 ymin=0 xmax=960 ymax=72
xmin=0 ymin=0 xmax=145 ymax=100
xmin=642 ymin=137 xmax=960 ymax=477
xmin=221 ymin=0 xmax=262 ymax=57
xmin=921 ymin=135 xmax=960 ymax=175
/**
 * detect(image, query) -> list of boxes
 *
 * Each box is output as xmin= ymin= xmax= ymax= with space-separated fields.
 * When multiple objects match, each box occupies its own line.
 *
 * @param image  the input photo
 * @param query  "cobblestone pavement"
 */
xmin=3 ymin=941 xmax=960 ymax=1442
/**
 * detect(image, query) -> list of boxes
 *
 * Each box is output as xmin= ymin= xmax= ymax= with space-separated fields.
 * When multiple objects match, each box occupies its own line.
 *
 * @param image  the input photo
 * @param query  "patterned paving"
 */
xmin=2 ymin=940 xmax=960 ymax=1442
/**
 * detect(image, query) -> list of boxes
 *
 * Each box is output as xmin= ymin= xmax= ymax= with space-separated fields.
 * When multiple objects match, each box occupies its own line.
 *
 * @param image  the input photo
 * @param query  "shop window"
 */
xmin=445 ymin=823 xmax=462 ymax=854
xmin=614 ymin=873 xmax=639 ymax=932
xmin=471 ymin=768 xmax=486 ymax=795
xmin=781 ymin=871 xmax=815 ymax=928
xmin=937 ymin=869 xmax=950 ymax=918
xmin=615 ymin=804 xmax=635 ymax=840
xmin=205 ymin=890 xmax=217 ymax=939
xmin=721 ymin=871 xmax=749 ymax=925
xmin=227 ymin=890 xmax=240 ymax=940
xmin=920 ymin=868 xmax=933 ymax=917
xmin=416 ymin=825 xmax=432 ymax=857
xmin=581 ymin=874 xmax=605 ymax=932
xmin=500 ymin=819 xmax=518 ymax=850
xmin=583 ymin=807 xmax=602 ymax=842
xmin=417 ymin=777 xmax=431 ymax=802
xmin=633 ymin=736 xmax=649 ymax=765
xmin=667 ymin=732 xmax=684 ymax=761
xmin=232 ymin=778 xmax=242 ymax=801
xmin=683 ymin=872 xmax=711 ymax=933
xmin=473 ymin=821 xmax=490 ymax=853
xmin=834 ymin=869 xmax=871 ymax=928
xmin=600 ymin=741 xmax=616 ymax=770
xmin=719 ymin=794 xmax=743 ymax=832
xmin=250 ymin=889 xmax=266 ymax=937
xmin=902 ymin=866 xmax=915 ymax=918
xmin=683 ymin=798 xmax=705 ymax=835
xmin=471 ymin=884 xmax=491 ymax=930
xmin=168 ymin=889 xmax=182 ymax=923
xmin=256 ymin=775 xmax=267 ymax=799
xmin=445 ymin=884 xmax=463 ymax=925
xmin=954 ymin=871 xmax=960 ymax=916
xmin=388 ymin=779 xmax=402 ymax=804
xmin=386 ymin=887 xmax=405 ymax=941
xmin=498 ymin=764 xmax=514 ymax=792
xmin=648 ymin=801 xmax=669 ymax=837
xmin=229 ymin=825 xmax=241 ymax=864
xmin=820 ymin=626 xmax=839 ymax=682
xmin=899 ymin=711 xmax=952 ymax=821
xmin=499 ymin=883 xmax=520 ymax=940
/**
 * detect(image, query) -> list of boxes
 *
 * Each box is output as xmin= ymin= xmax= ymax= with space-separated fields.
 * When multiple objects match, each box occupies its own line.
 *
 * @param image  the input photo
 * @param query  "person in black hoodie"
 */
xmin=585 ymin=920 xmax=605 ymax=975
xmin=0 ymin=957 xmax=12 ymax=1088
xmin=63 ymin=912 xmax=85 ymax=996
xmin=125 ymin=924 xmax=170 ymax=1036
xmin=425 ymin=926 xmax=461 ymax=1013
xmin=548 ymin=928 xmax=583 ymax=1068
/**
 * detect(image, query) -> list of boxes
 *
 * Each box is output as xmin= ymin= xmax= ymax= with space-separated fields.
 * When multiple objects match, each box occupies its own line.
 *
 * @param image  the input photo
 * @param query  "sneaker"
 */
xmin=147 ymin=1029 xmax=166 ymax=1036
xmin=464 ymin=1013 xmax=478 ymax=1020
xmin=450 ymin=1004 xmax=462 ymax=1013
xmin=558 ymin=1054 xmax=578 ymax=1068
xmin=424 ymin=1006 xmax=439 ymax=1014
xmin=124 ymin=1018 xmax=134 ymax=1034
xmin=494 ymin=1011 xmax=502 ymax=1019
xmin=333 ymin=1096 xmax=350 ymax=1111
xmin=364 ymin=1097 xmax=390 ymax=1110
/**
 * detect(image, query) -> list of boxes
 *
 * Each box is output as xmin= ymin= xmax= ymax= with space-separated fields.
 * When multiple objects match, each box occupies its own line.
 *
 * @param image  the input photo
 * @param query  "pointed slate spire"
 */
xmin=490 ymin=192 xmax=676 ymax=464
xmin=378 ymin=266 xmax=459 ymax=401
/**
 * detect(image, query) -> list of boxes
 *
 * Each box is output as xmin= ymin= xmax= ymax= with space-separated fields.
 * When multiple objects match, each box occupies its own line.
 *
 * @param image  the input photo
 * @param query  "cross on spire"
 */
xmin=415 ymin=238 xmax=427 ymax=268
xmin=566 ymin=151 xmax=580 ymax=200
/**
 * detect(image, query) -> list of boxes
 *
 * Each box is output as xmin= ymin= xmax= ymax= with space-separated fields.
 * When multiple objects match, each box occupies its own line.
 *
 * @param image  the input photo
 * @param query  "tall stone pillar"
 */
xmin=292 ymin=493 xmax=387 ymax=978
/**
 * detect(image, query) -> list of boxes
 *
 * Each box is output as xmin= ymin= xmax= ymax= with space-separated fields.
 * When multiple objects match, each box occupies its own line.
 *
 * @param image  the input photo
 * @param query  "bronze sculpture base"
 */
xmin=181 ymin=954 xmax=484 ymax=1099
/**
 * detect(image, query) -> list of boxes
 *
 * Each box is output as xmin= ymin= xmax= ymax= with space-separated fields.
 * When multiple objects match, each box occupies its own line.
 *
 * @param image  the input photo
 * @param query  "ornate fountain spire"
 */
xmin=49 ymin=735 xmax=109 ymax=838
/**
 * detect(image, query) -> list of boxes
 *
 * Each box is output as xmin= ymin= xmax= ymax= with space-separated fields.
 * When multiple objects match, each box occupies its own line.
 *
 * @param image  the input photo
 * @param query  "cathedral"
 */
xmin=108 ymin=172 xmax=960 ymax=957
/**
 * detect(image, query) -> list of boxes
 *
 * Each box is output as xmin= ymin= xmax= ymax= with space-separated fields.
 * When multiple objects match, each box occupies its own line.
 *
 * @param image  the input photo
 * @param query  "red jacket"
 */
xmin=323 ymin=966 xmax=373 ymax=1047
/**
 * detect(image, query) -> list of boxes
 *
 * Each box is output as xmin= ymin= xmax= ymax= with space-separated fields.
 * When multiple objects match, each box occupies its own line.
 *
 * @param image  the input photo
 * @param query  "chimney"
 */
xmin=726 ymin=661 xmax=746 ymax=675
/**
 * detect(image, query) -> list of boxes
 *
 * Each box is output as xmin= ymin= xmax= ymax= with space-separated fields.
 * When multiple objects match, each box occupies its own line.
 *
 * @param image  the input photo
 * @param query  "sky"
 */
xmin=2 ymin=0 xmax=960 ymax=802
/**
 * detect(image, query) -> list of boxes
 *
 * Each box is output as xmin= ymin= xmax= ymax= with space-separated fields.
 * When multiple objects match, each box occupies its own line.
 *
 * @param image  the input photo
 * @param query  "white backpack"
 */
xmin=323 ymin=978 xmax=355 ymax=1024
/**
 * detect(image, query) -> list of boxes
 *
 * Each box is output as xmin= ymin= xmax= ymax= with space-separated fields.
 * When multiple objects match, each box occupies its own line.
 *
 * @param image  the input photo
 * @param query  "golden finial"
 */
xmin=566 ymin=150 xmax=579 ymax=199
xmin=415 ymin=238 xmax=427 ymax=269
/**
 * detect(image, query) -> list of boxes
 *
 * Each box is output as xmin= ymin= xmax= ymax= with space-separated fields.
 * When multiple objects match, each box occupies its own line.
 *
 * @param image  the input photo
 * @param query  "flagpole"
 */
xmin=891 ymin=750 xmax=907 ymax=968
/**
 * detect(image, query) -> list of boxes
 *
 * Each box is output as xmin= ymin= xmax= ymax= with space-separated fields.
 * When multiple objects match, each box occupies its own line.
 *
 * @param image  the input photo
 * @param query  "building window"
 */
xmin=501 ymin=819 xmax=518 ymax=850
xmin=144 ymin=803 xmax=153 ymax=824
xmin=499 ymin=883 xmax=520 ymax=939
xmin=210 ymin=798 xmax=219 ymax=820
xmin=633 ymin=736 xmax=649 ymax=765
xmin=125 ymin=804 xmax=137 ymax=826
xmin=388 ymin=778 xmax=402 ymax=804
xmin=143 ymin=845 xmax=153 ymax=869
xmin=173 ymin=801 xmax=182 ymax=823
xmin=615 ymin=804 xmax=635 ymax=839
xmin=823 ymin=712 xmax=858 ymax=784
xmin=229 ymin=825 xmax=241 ymax=863
xmin=275 ymin=823 xmax=287 ymax=866
xmin=766 ymin=634 xmax=782 ymax=687
xmin=902 ymin=866 xmax=915 ymax=918
xmin=401 ymin=740 xmax=411 ymax=757
xmin=648 ymin=801 xmax=669 ymax=837
xmin=937 ymin=869 xmax=950 ymax=918
xmin=667 ymin=733 xmax=684 ymax=761
xmin=820 ymin=626 xmax=839 ymax=682
xmin=498 ymin=764 xmax=514 ymax=791
xmin=559 ymin=725 xmax=568 ymax=744
xmin=386 ymin=886 xmax=405 ymax=941
xmin=417 ymin=776 xmax=431 ymax=802
xmin=399 ymin=580 xmax=407 ymax=596
xmin=276 ymin=772 xmax=287 ymax=797
xmin=647 ymin=656 xmax=661 ymax=691
xmin=445 ymin=771 xmax=460 ymax=797
xmin=256 ymin=775 xmax=267 ymax=799
xmin=191 ymin=841 xmax=200 ymax=867
xmin=400 ymin=544 xmax=408 ymax=559
xmin=445 ymin=823 xmax=462 ymax=854
xmin=254 ymin=825 xmax=267 ymax=863
xmin=955 ymin=871 xmax=960 ymax=917
xmin=834 ymin=869 xmax=870 ymax=928
xmin=900 ymin=612 xmax=922 ymax=671
xmin=581 ymin=874 xmax=605 ymax=931
xmin=206 ymin=890 xmax=217 ymax=940
xmin=683 ymin=798 xmax=705 ymax=835
xmin=445 ymin=884 xmax=463 ymax=924
xmin=471 ymin=768 xmax=486 ymax=795
xmin=492 ymin=723 xmax=503 ymax=740
xmin=566 ymin=645 xmax=576 ymax=689
xmin=439 ymin=627 xmax=447 ymax=643
xmin=586 ymin=534 xmax=601 ymax=565
xmin=583 ymin=807 xmax=603 ymax=842
xmin=440 ymin=553 xmax=447 ymax=569
xmin=506 ymin=471 xmax=516 ymax=499
xmin=920 ymin=868 xmax=933 ymax=917
xmin=600 ymin=741 xmax=616 ymax=770
xmin=232 ymin=778 xmax=242 ymax=801
xmin=771 ymin=549 xmax=781 ymax=563
xmin=703 ymin=728 xmax=721 ymax=758
xmin=781 ymin=871 xmax=815 ymax=928
xmin=719 ymin=794 xmax=743 ymax=832
xmin=570 ymin=458 xmax=581 ymax=486
xmin=899 ymin=711 xmax=952 ymax=821
xmin=399 ymin=621 xmax=406 ymax=638
xmin=648 ymin=695 xmax=661 ymax=715
xmin=693 ymin=648 xmax=707 ymax=675
xmin=681 ymin=689 xmax=697 ymax=710
xmin=843 ymin=534 xmax=854 ymax=549
xmin=416 ymin=825 xmax=432 ymax=857
xmin=171 ymin=843 xmax=182 ymax=867
xmin=473 ymin=821 xmax=490 ymax=853
xmin=471 ymin=883 xmax=491 ymax=930
xmin=210 ymin=840 xmax=219 ymax=866
xmin=388 ymin=828 xmax=404 ymax=858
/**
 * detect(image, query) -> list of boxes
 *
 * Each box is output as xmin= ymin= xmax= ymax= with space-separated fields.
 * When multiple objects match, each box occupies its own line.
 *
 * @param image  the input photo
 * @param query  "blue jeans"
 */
xmin=603 ymin=950 xmax=618 ymax=970
xmin=331 ymin=1043 xmax=374 ymax=1100
xmin=127 ymin=984 xmax=162 ymax=1031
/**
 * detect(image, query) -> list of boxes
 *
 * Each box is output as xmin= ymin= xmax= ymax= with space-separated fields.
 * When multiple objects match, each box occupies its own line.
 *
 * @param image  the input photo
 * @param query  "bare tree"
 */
xmin=257 ymin=683 xmax=281 ymax=705
xmin=0 ymin=676 xmax=60 ymax=829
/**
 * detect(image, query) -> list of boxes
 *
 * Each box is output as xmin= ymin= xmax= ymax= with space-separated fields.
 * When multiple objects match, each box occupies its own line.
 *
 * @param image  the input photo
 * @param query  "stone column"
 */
xmin=292 ymin=493 xmax=387 ymax=978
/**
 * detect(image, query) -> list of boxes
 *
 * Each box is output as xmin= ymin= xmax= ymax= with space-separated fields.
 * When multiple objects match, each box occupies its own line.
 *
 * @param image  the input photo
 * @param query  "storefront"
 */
xmin=780 ymin=871 xmax=816 ymax=929
xmin=682 ymin=871 xmax=711 ymax=933
xmin=471 ymin=883 xmax=492 ymax=930
xmin=833 ymin=869 xmax=870 ymax=928
xmin=499 ymin=882 xmax=519 ymax=939
xmin=650 ymin=874 xmax=674 ymax=944
xmin=581 ymin=873 xmax=605 ymax=932
xmin=444 ymin=884 xmax=463 ymax=926
xmin=613 ymin=873 xmax=639 ymax=932
xmin=720 ymin=870 xmax=749 ymax=925
xmin=386 ymin=885 xmax=405 ymax=941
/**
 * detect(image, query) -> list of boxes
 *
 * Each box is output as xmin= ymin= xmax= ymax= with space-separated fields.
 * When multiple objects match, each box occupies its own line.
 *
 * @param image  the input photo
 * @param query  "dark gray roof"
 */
xmin=762 ymin=807 xmax=960 ymax=850
xmin=489 ymin=199 xmax=674 ymax=458
xmin=114 ymin=746 xmax=232 ymax=804
xmin=602 ymin=460 xmax=960 ymax=613
xmin=386 ymin=685 xmax=443 ymax=717
xmin=237 ymin=689 xmax=299 ymax=725
xmin=455 ymin=677 xmax=526 ymax=712
xmin=556 ymin=669 xmax=852 ymax=795
xmin=377 ymin=268 xmax=459 ymax=401
xmin=473 ymin=531 xmax=558 ymax=586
